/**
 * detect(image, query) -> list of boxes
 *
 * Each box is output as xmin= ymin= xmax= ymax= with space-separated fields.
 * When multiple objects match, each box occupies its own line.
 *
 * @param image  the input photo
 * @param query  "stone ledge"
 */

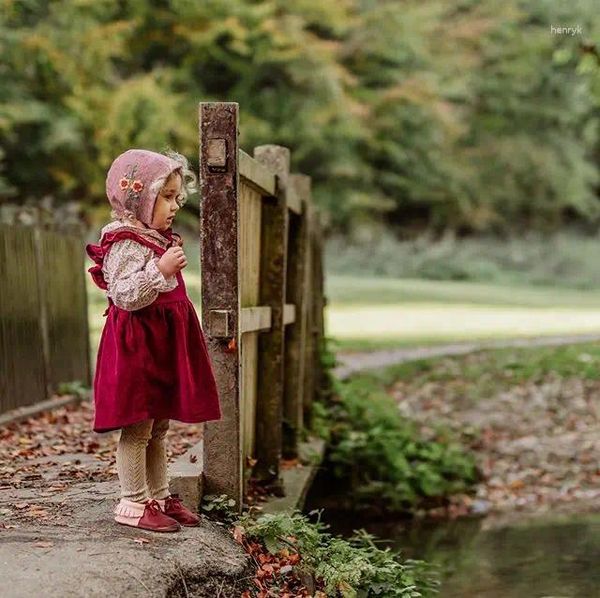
xmin=168 ymin=439 xmax=204 ymax=513
xmin=260 ymin=436 xmax=327 ymax=515
xmin=0 ymin=479 xmax=251 ymax=598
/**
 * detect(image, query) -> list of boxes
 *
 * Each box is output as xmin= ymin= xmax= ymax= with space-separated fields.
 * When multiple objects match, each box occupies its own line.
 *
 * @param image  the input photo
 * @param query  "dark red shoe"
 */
xmin=161 ymin=494 xmax=201 ymax=527
xmin=114 ymin=498 xmax=181 ymax=532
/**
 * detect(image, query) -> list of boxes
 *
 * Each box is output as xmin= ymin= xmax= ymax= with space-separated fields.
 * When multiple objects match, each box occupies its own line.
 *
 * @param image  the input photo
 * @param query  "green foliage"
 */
xmin=237 ymin=510 xmax=440 ymax=596
xmin=382 ymin=343 xmax=600 ymax=391
xmin=1 ymin=1 xmax=599 ymax=235
xmin=346 ymin=0 xmax=600 ymax=235
xmin=55 ymin=380 xmax=91 ymax=400
xmin=201 ymin=493 xmax=238 ymax=524
xmin=302 ymin=334 xmax=341 ymax=443
xmin=309 ymin=398 xmax=333 ymax=443
xmin=319 ymin=334 xmax=341 ymax=373
xmin=318 ymin=334 xmax=342 ymax=398
xmin=323 ymin=373 xmax=478 ymax=511
xmin=325 ymin=230 xmax=600 ymax=290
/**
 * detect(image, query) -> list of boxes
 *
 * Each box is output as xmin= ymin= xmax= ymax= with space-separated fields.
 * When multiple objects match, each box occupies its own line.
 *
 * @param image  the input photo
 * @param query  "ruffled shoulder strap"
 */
xmin=85 ymin=229 xmax=169 ymax=290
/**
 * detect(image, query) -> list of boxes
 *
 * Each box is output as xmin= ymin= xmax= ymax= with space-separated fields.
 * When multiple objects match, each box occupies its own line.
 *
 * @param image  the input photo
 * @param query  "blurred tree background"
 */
xmin=1 ymin=0 xmax=599 ymax=238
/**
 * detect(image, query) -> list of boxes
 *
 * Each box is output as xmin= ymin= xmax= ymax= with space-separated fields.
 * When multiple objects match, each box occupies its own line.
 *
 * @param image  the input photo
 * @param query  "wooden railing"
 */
xmin=0 ymin=224 xmax=91 ymax=415
xmin=199 ymin=102 xmax=326 ymax=509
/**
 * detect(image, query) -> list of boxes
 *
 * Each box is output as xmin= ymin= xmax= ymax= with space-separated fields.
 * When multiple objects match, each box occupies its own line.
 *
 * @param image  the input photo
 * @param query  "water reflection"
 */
xmin=323 ymin=512 xmax=600 ymax=597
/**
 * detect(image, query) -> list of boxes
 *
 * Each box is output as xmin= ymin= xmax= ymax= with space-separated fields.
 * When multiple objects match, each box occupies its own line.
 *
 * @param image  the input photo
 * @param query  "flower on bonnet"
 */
xmin=119 ymin=176 xmax=144 ymax=194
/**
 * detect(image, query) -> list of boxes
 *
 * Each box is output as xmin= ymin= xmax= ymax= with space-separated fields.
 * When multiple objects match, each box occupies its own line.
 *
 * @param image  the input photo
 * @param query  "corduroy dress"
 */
xmin=86 ymin=223 xmax=222 ymax=433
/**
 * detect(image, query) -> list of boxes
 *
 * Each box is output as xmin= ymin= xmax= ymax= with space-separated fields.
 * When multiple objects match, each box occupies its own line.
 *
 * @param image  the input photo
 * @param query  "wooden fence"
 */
xmin=199 ymin=102 xmax=326 ymax=509
xmin=0 ymin=224 xmax=91 ymax=415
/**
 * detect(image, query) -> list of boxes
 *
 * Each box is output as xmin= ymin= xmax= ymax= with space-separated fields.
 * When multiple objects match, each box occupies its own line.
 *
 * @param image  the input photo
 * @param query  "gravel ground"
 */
xmin=389 ymin=352 xmax=600 ymax=523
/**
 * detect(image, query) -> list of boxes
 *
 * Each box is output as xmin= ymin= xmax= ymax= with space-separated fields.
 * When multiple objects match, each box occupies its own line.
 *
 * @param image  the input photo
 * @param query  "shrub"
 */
xmin=236 ymin=510 xmax=440 ymax=597
xmin=320 ymin=373 xmax=478 ymax=512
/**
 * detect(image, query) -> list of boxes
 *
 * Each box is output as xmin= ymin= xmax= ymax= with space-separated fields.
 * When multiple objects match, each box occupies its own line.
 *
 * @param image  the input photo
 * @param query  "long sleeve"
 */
xmin=102 ymin=239 xmax=178 ymax=311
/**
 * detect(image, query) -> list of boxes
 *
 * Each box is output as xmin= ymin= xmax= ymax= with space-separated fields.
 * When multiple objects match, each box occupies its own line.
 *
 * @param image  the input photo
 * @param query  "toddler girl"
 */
xmin=86 ymin=148 xmax=222 ymax=533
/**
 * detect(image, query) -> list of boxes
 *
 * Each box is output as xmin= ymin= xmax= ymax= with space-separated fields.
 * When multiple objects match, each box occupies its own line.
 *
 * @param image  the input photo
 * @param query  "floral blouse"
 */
xmin=100 ymin=221 xmax=178 ymax=311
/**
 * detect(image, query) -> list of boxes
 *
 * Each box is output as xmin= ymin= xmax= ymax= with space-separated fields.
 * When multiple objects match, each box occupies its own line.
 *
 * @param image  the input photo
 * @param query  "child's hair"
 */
xmin=110 ymin=149 xmax=197 ymax=222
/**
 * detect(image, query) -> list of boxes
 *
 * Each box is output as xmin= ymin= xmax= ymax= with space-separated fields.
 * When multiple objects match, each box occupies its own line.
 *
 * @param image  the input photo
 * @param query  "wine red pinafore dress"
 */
xmin=86 ymin=228 xmax=222 ymax=433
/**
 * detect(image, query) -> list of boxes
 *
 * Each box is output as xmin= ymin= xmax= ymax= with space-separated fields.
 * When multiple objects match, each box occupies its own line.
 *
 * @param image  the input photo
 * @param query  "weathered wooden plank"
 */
xmin=283 ymin=303 xmax=296 ymax=326
xmin=304 ymin=209 xmax=326 ymax=426
xmin=302 ymin=203 xmax=316 ymax=429
xmin=253 ymin=144 xmax=290 ymax=484
xmin=241 ymin=330 xmax=259 ymax=473
xmin=240 ymin=306 xmax=272 ymax=334
xmin=38 ymin=230 xmax=91 ymax=392
xmin=199 ymin=101 xmax=243 ymax=509
xmin=239 ymin=149 xmax=276 ymax=197
xmin=239 ymin=180 xmax=263 ymax=467
xmin=282 ymin=174 xmax=311 ymax=458
xmin=0 ymin=225 xmax=47 ymax=414
xmin=33 ymin=228 xmax=52 ymax=400
xmin=0 ymin=224 xmax=90 ymax=415
xmin=312 ymin=217 xmax=327 ymax=406
xmin=285 ymin=183 xmax=302 ymax=215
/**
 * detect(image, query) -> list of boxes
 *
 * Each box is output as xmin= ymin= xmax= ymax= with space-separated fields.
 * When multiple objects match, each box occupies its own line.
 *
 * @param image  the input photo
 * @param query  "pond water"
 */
xmin=321 ymin=511 xmax=600 ymax=597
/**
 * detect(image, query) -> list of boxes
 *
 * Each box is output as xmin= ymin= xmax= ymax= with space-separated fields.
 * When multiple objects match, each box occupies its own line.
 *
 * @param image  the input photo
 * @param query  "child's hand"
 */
xmin=157 ymin=247 xmax=188 ymax=278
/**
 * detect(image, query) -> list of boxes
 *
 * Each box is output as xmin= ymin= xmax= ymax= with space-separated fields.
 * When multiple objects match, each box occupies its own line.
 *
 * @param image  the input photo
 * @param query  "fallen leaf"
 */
xmin=288 ymin=553 xmax=300 ymax=565
xmin=280 ymin=458 xmax=299 ymax=469
xmin=233 ymin=525 xmax=245 ymax=544
xmin=25 ymin=508 xmax=49 ymax=518
xmin=189 ymin=454 xmax=198 ymax=463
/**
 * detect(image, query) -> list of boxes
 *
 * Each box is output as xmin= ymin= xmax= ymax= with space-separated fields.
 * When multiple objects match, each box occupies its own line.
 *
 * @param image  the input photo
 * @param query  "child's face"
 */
xmin=151 ymin=172 xmax=183 ymax=231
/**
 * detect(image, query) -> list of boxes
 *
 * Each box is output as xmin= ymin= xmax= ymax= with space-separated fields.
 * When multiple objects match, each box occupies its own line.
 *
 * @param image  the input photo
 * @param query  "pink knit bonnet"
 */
xmin=106 ymin=149 xmax=182 ymax=226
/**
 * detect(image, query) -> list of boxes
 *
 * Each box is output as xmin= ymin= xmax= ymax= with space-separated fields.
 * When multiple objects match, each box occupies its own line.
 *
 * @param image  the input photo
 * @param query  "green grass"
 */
xmin=326 ymin=275 xmax=600 ymax=351
xmin=373 ymin=342 xmax=600 ymax=390
xmin=328 ymin=341 xmax=600 ymax=412
xmin=326 ymin=275 xmax=600 ymax=308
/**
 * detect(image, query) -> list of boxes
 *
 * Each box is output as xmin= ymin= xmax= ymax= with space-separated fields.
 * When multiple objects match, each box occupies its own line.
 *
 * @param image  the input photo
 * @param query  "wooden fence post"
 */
xmin=302 ymin=204 xmax=316 ymax=428
xmin=199 ymin=101 xmax=243 ymax=509
xmin=38 ymin=229 xmax=92 ymax=391
xmin=33 ymin=226 xmax=52 ymax=400
xmin=282 ymin=174 xmax=311 ymax=458
xmin=312 ymin=217 xmax=326 ymax=405
xmin=252 ymin=145 xmax=289 ymax=484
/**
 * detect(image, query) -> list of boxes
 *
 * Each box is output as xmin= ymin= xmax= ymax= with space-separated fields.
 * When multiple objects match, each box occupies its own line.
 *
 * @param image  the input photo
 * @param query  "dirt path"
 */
xmin=334 ymin=333 xmax=600 ymax=380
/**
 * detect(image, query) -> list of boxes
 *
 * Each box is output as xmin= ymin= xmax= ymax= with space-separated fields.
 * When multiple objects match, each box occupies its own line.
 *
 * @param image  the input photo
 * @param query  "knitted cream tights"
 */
xmin=115 ymin=419 xmax=170 ymax=503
